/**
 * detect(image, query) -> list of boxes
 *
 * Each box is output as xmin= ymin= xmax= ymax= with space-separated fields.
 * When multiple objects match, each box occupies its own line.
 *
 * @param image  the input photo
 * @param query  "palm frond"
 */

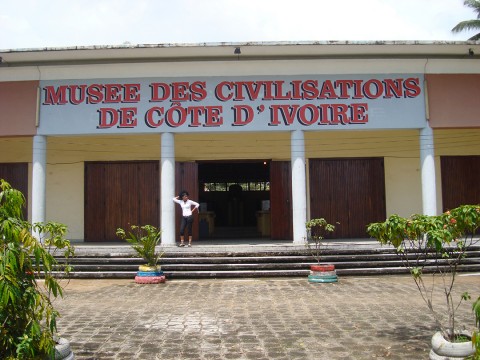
xmin=469 ymin=32 xmax=480 ymax=40
xmin=116 ymin=225 xmax=162 ymax=266
xmin=463 ymin=0 xmax=480 ymax=17
xmin=452 ymin=19 xmax=480 ymax=33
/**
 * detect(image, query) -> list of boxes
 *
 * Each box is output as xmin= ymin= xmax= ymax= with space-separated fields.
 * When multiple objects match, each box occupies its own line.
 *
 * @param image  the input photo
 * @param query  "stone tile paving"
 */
xmin=54 ymin=275 xmax=480 ymax=360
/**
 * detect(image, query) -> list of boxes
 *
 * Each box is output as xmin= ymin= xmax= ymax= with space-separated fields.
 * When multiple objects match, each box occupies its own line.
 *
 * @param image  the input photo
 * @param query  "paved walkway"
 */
xmin=54 ymin=274 xmax=480 ymax=360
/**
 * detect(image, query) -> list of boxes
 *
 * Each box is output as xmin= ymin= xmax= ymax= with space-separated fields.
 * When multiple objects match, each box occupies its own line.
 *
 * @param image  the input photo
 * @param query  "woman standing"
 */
xmin=173 ymin=191 xmax=200 ymax=247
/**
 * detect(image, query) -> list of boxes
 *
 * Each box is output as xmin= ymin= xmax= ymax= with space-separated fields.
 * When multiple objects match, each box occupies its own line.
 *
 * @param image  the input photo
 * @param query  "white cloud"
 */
xmin=0 ymin=0 xmax=477 ymax=49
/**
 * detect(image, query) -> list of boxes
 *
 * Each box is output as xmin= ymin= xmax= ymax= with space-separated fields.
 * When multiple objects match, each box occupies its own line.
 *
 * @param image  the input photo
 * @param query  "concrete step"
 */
xmin=56 ymin=245 xmax=480 ymax=279
xmin=63 ymin=264 xmax=480 ymax=279
xmin=61 ymin=257 xmax=480 ymax=272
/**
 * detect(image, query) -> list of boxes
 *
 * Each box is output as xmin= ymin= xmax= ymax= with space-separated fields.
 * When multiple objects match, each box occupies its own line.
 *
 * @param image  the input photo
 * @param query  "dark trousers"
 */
xmin=180 ymin=215 xmax=194 ymax=236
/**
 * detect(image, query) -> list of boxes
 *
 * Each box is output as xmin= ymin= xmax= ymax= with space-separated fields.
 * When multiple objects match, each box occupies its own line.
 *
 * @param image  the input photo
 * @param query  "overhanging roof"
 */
xmin=0 ymin=41 xmax=479 ymax=66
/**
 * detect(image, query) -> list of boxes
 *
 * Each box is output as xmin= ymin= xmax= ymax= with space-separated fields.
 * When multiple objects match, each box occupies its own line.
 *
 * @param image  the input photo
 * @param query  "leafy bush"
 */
xmin=367 ymin=204 xmax=480 ymax=342
xmin=0 ymin=179 xmax=74 ymax=359
xmin=116 ymin=224 xmax=162 ymax=266
xmin=305 ymin=218 xmax=336 ymax=263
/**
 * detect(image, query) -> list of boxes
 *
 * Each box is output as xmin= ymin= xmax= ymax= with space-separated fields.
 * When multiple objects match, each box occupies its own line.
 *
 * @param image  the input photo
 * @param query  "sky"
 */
xmin=0 ymin=0 xmax=478 ymax=50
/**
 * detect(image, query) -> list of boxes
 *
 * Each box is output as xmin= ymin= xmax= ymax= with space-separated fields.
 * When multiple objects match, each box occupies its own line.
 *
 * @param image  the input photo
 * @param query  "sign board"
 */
xmin=39 ymin=74 xmax=426 ymax=135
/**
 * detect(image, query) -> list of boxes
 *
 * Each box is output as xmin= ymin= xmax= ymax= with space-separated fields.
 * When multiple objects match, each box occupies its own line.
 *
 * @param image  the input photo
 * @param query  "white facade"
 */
xmin=1 ymin=41 xmax=479 ymax=243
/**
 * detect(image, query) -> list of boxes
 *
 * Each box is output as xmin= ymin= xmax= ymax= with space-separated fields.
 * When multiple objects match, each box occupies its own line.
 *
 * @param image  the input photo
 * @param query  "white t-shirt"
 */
xmin=173 ymin=197 xmax=199 ymax=216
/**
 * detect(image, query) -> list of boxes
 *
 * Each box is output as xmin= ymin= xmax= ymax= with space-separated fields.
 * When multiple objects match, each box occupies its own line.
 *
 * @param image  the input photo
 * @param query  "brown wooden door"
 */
xmin=84 ymin=161 xmax=159 ymax=242
xmin=270 ymin=161 xmax=293 ymax=240
xmin=175 ymin=162 xmax=199 ymax=241
xmin=0 ymin=163 xmax=28 ymax=218
xmin=441 ymin=156 xmax=480 ymax=211
xmin=309 ymin=158 xmax=386 ymax=238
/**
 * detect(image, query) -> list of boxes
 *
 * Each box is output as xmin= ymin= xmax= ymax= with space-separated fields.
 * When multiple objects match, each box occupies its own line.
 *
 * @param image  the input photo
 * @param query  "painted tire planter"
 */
xmin=308 ymin=275 xmax=338 ymax=283
xmin=310 ymin=264 xmax=335 ymax=272
xmin=310 ymin=270 xmax=337 ymax=277
xmin=61 ymin=352 xmax=75 ymax=360
xmin=429 ymin=331 xmax=475 ymax=359
xmin=135 ymin=275 xmax=166 ymax=284
xmin=135 ymin=264 xmax=166 ymax=284
xmin=137 ymin=270 xmax=164 ymax=277
xmin=308 ymin=263 xmax=338 ymax=283
xmin=54 ymin=337 xmax=74 ymax=360
xmin=139 ymin=264 xmax=161 ymax=272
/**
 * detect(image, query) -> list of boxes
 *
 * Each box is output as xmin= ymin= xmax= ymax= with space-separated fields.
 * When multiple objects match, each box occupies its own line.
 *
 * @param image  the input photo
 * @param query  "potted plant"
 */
xmin=305 ymin=218 xmax=337 ymax=283
xmin=0 ymin=179 xmax=75 ymax=360
xmin=367 ymin=204 xmax=480 ymax=359
xmin=116 ymin=224 xmax=165 ymax=284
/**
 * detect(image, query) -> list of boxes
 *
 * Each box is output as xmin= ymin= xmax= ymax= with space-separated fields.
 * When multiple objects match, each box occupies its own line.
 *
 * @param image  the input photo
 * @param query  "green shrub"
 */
xmin=367 ymin=204 xmax=480 ymax=342
xmin=116 ymin=224 xmax=162 ymax=266
xmin=305 ymin=218 xmax=336 ymax=263
xmin=0 ymin=179 xmax=74 ymax=359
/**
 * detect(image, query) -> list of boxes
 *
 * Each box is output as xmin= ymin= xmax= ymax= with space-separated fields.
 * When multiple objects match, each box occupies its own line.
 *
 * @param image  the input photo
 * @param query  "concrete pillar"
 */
xmin=291 ymin=130 xmax=307 ymax=244
xmin=420 ymin=126 xmax=437 ymax=215
xmin=32 ymin=135 xmax=47 ymax=241
xmin=161 ymin=132 xmax=176 ymax=245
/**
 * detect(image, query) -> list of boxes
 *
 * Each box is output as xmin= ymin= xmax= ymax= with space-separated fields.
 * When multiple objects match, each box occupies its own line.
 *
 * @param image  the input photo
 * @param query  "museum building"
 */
xmin=0 ymin=41 xmax=479 ymax=245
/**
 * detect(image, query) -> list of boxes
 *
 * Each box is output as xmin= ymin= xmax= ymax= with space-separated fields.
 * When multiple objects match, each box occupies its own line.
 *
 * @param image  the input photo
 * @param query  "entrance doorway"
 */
xmin=198 ymin=161 xmax=270 ymax=239
xmin=441 ymin=156 xmax=480 ymax=210
xmin=84 ymin=161 xmax=159 ymax=242
xmin=309 ymin=158 xmax=386 ymax=238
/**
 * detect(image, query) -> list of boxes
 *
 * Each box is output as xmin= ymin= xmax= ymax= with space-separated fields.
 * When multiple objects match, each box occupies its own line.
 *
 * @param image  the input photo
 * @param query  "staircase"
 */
xmin=57 ymin=242 xmax=480 ymax=279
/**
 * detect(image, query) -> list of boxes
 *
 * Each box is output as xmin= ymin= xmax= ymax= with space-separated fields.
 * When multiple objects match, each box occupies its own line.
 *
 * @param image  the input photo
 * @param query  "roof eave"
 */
xmin=1 ymin=40 xmax=479 ymax=66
